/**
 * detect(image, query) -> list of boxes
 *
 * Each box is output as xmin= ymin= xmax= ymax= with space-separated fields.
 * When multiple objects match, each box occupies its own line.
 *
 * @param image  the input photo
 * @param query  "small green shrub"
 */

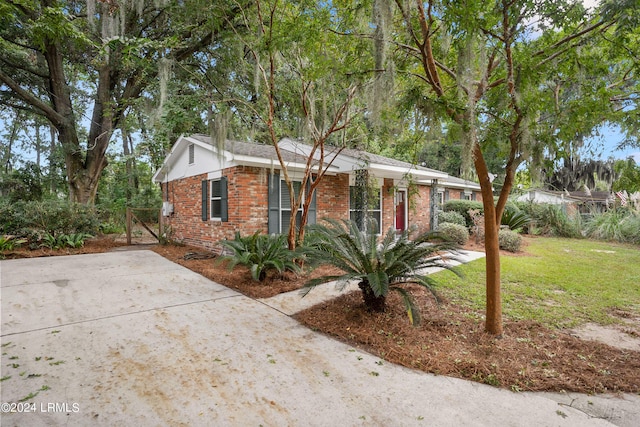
xmin=99 ymin=222 xmax=124 ymax=235
xmin=0 ymin=236 xmax=27 ymax=251
xmin=586 ymin=209 xmax=640 ymax=243
xmin=0 ymin=199 xmax=26 ymax=235
xmin=443 ymin=200 xmax=484 ymax=227
xmin=498 ymin=229 xmax=522 ymax=252
xmin=1 ymin=199 xmax=100 ymax=238
xmin=438 ymin=223 xmax=470 ymax=245
xmin=40 ymin=233 xmax=93 ymax=249
xmin=218 ymin=231 xmax=300 ymax=281
xmin=438 ymin=211 xmax=466 ymax=226
xmin=519 ymin=203 xmax=581 ymax=238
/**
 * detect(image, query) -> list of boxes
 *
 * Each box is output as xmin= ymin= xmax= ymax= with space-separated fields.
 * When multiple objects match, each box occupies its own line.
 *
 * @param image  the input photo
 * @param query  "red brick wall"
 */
xmin=161 ymin=168 xmax=351 ymax=250
xmin=408 ymin=185 xmax=431 ymax=234
xmin=316 ymin=174 xmax=349 ymax=221
xmin=161 ymin=166 xmax=269 ymax=250
xmin=381 ymin=178 xmax=395 ymax=232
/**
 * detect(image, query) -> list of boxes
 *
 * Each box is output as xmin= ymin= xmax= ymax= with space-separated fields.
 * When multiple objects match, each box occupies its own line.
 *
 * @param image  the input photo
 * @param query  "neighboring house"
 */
xmin=152 ymin=134 xmax=482 ymax=250
xmin=516 ymin=189 xmax=614 ymax=216
xmin=567 ymin=190 xmax=614 ymax=214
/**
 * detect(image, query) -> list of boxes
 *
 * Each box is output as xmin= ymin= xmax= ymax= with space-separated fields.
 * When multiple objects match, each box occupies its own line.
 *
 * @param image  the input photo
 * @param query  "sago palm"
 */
xmin=302 ymin=219 xmax=461 ymax=325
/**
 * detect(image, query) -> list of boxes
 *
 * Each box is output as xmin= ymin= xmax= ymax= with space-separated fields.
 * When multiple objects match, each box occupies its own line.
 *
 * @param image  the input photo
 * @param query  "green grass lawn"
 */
xmin=433 ymin=237 xmax=640 ymax=328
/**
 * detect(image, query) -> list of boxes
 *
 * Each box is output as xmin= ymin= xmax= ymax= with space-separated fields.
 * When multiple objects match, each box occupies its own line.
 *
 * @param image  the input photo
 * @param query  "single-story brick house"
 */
xmin=152 ymin=134 xmax=482 ymax=250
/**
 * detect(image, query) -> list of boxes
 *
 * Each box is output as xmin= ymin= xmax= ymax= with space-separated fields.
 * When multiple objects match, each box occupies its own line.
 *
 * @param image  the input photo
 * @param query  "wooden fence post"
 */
xmin=126 ymin=207 xmax=132 ymax=245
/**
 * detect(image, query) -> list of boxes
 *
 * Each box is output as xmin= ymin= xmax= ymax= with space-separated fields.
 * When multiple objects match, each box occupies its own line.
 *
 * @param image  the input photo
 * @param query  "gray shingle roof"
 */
xmin=187 ymin=134 xmax=478 ymax=188
xmin=331 ymin=146 xmax=444 ymax=175
xmin=190 ymin=134 xmax=308 ymax=164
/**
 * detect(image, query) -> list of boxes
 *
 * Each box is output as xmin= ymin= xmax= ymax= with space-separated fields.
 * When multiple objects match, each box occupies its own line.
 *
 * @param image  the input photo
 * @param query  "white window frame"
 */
xmin=349 ymin=185 xmax=382 ymax=234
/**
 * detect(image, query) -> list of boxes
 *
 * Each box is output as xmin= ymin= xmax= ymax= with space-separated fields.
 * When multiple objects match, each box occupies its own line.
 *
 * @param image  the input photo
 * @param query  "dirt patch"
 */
xmin=570 ymin=309 xmax=640 ymax=352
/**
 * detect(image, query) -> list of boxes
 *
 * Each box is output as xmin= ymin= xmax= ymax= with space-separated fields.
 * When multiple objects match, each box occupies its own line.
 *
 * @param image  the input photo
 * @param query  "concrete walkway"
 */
xmin=1 ymin=250 xmax=638 ymax=426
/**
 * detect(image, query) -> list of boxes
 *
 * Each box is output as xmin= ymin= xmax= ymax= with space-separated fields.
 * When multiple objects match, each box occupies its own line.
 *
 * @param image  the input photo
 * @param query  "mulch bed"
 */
xmin=151 ymin=243 xmax=342 ymax=299
xmin=294 ymin=286 xmax=640 ymax=394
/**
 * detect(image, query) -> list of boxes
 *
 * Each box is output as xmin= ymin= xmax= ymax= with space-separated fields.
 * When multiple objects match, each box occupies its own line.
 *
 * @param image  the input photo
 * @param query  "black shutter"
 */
xmin=220 ymin=177 xmax=228 ymax=222
xmin=201 ymin=180 xmax=208 ymax=221
xmin=268 ymin=172 xmax=280 ymax=234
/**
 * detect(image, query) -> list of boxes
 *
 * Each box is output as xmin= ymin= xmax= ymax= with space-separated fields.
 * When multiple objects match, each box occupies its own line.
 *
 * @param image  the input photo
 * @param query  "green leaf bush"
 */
xmin=517 ymin=202 xmax=581 ymax=238
xmin=438 ymin=210 xmax=466 ymax=227
xmin=442 ymin=200 xmax=484 ymax=227
xmin=437 ymin=223 xmax=470 ymax=245
xmin=0 ymin=199 xmax=100 ymax=239
xmin=498 ymin=229 xmax=522 ymax=252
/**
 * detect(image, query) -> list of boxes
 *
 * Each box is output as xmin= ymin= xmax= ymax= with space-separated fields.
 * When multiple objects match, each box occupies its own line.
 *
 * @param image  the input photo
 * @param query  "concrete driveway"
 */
xmin=1 ymin=250 xmax=638 ymax=426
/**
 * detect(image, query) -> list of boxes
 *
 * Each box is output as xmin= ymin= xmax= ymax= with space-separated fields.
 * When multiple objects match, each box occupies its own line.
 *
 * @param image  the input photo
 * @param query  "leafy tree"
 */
xmin=613 ymin=157 xmax=640 ymax=193
xmin=216 ymin=0 xmax=369 ymax=250
xmin=0 ymin=162 xmax=44 ymax=202
xmin=544 ymin=158 xmax=616 ymax=192
xmin=0 ymin=0 xmax=247 ymax=204
xmin=385 ymin=0 xmax=621 ymax=335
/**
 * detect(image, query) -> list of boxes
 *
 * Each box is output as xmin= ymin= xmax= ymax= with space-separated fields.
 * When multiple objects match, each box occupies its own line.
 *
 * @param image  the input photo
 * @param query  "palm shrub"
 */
xmin=218 ymin=231 xmax=300 ymax=282
xmin=501 ymin=205 xmax=531 ymax=232
xmin=302 ymin=219 xmax=461 ymax=325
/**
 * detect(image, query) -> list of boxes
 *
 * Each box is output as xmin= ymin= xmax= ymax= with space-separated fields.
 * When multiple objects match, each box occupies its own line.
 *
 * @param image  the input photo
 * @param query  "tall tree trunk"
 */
xmin=122 ymin=123 xmax=136 ymax=203
xmin=49 ymin=125 xmax=57 ymax=193
xmin=5 ymin=111 xmax=21 ymax=173
xmin=35 ymin=123 xmax=41 ymax=168
xmin=470 ymin=120 xmax=503 ymax=336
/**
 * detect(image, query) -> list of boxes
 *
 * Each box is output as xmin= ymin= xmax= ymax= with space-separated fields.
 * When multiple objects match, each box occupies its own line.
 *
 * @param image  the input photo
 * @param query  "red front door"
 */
xmin=395 ymin=190 xmax=406 ymax=231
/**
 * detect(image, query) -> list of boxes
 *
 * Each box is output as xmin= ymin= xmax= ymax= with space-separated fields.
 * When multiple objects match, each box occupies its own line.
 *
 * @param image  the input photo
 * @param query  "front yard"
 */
xmin=3 ymin=235 xmax=639 ymax=394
